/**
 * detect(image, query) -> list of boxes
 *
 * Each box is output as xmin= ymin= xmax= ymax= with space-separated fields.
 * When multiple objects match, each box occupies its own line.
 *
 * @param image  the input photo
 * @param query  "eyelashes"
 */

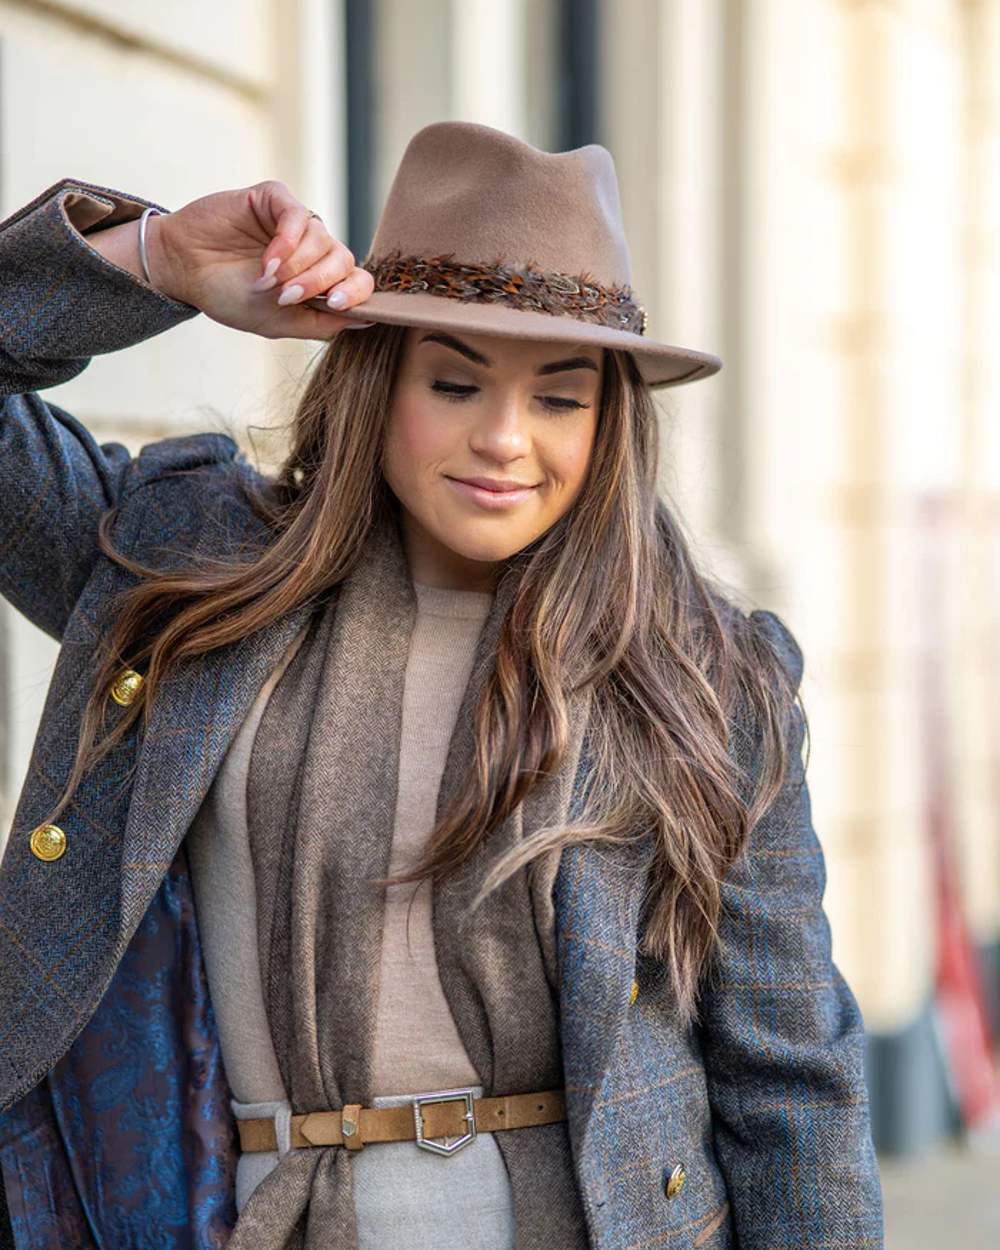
xmin=430 ymin=380 xmax=587 ymax=413
xmin=430 ymin=381 xmax=476 ymax=401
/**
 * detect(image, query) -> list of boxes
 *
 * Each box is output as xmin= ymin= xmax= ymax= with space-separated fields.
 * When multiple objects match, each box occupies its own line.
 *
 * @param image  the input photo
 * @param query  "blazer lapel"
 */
xmin=114 ymin=465 xmax=315 ymax=932
xmin=119 ymin=602 xmax=313 ymax=930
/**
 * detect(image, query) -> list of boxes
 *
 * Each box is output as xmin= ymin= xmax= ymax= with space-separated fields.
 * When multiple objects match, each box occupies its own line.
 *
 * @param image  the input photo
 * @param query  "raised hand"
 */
xmin=104 ymin=180 xmax=376 ymax=341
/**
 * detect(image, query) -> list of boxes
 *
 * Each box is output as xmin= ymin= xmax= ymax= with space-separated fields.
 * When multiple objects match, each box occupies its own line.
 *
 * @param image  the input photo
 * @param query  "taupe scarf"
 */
xmin=226 ymin=502 xmax=592 ymax=1249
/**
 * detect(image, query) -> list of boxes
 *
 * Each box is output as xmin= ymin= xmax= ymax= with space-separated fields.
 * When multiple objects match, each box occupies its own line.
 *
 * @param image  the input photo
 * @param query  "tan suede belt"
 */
xmin=237 ymin=1086 xmax=566 ymax=1157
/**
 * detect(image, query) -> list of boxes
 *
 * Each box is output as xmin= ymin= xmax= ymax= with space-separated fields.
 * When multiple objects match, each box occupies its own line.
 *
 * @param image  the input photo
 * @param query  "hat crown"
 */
xmin=366 ymin=121 xmax=635 ymax=289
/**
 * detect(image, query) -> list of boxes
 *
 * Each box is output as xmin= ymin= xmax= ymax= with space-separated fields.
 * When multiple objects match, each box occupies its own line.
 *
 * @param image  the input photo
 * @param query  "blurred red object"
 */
xmin=919 ymin=496 xmax=1000 ymax=1136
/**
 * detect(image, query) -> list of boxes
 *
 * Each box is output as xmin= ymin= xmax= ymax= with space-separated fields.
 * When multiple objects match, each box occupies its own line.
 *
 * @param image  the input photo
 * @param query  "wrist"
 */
xmin=74 ymin=210 xmax=192 ymax=307
xmin=143 ymin=212 xmax=189 ymax=305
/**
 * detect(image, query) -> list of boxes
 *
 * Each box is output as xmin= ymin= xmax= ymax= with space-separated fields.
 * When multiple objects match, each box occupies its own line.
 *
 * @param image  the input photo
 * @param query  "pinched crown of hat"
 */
xmin=325 ymin=121 xmax=722 ymax=389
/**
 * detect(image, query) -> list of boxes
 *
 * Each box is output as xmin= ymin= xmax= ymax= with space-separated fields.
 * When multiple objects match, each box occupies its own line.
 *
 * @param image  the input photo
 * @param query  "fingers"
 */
xmin=308 ymin=264 xmax=376 ymax=312
xmin=247 ymin=180 xmax=376 ymax=331
xmin=251 ymin=181 xmax=313 ymax=283
xmin=263 ymin=304 xmax=376 ymax=341
xmin=272 ymin=228 xmax=358 ymax=306
xmin=250 ymin=181 xmax=353 ymax=292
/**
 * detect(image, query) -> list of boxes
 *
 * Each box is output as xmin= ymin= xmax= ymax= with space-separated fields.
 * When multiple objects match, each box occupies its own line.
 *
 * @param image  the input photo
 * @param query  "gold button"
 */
xmin=664 ymin=1163 xmax=686 ymax=1199
xmin=110 ymin=669 xmax=143 ymax=707
xmin=30 ymin=823 xmax=67 ymax=862
xmin=629 ymin=978 xmax=639 ymax=1005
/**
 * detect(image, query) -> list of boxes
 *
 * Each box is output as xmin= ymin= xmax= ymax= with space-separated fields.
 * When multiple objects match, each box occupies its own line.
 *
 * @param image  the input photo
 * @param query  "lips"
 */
xmin=445 ymin=476 xmax=540 ymax=510
xmin=450 ymin=476 xmax=539 ymax=493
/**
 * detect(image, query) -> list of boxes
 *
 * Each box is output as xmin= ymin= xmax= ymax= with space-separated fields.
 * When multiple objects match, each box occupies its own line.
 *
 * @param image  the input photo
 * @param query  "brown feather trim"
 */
xmin=361 ymin=248 xmax=648 ymax=336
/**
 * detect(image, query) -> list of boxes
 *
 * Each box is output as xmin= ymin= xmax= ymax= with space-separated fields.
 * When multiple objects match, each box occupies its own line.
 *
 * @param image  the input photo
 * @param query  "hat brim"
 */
xmin=307 ymin=291 xmax=721 ymax=389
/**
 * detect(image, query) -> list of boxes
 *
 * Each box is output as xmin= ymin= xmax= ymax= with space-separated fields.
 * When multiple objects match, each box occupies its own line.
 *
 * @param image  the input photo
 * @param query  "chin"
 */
xmin=440 ymin=534 xmax=525 ymax=564
xmin=433 ymin=522 xmax=535 ymax=565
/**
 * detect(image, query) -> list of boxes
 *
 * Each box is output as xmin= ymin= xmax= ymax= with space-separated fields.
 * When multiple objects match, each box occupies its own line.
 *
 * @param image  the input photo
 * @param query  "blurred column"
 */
xmin=858 ymin=0 xmax=969 ymax=1152
xmin=452 ymin=0 xmax=527 ymax=138
xmin=710 ymin=0 xmax=901 ymax=1029
xmin=597 ymin=0 xmax=730 ymax=574
xmin=369 ymin=0 xmax=453 ymax=225
xmin=736 ymin=0 xmax=977 ymax=1153
xmin=272 ymin=0 xmax=345 ymax=231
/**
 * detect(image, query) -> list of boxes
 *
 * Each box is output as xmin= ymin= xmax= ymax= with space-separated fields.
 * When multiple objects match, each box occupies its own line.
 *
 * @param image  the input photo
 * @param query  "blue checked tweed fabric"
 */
xmin=0 ymin=179 xmax=884 ymax=1249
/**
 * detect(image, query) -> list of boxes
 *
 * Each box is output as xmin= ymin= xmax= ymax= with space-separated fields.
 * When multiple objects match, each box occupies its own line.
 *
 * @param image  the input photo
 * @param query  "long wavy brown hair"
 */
xmin=51 ymin=321 xmax=803 ymax=1028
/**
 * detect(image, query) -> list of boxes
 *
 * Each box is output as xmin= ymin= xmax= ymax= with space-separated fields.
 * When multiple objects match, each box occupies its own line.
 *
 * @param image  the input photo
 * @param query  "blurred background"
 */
xmin=0 ymin=0 xmax=997 ymax=1244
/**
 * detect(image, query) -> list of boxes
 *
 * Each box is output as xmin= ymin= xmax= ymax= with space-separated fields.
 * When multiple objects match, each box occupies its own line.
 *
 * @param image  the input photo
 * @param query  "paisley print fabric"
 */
xmin=0 ymin=843 xmax=237 ymax=1249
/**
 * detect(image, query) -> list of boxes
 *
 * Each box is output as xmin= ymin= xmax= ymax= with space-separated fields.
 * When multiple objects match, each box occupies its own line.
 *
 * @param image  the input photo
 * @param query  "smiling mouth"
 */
xmin=447 ymin=476 xmax=541 ymax=493
xmin=445 ymin=476 xmax=540 ymax=509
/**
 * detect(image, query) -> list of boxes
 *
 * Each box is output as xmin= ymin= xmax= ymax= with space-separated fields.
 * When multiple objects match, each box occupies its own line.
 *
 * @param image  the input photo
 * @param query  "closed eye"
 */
xmin=430 ymin=380 xmax=587 ymax=412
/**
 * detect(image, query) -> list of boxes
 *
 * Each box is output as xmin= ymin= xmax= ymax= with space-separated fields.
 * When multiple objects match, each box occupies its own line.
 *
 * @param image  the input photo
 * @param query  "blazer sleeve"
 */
xmin=696 ymin=609 xmax=885 ymax=1250
xmin=0 ymin=177 xmax=200 ymax=640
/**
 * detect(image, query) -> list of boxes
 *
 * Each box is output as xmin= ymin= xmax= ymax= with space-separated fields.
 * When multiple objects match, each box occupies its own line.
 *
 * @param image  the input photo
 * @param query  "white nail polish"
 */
xmin=326 ymin=290 xmax=347 ymax=309
xmin=263 ymin=257 xmax=280 ymax=280
xmin=251 ymin=272 xmax=278 ymax=292
xmin=277 ymin=284 xmax=304 ymax=306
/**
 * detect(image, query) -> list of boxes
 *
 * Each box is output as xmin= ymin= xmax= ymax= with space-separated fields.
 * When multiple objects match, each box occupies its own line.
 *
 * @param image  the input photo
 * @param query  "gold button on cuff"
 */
xmin=664 ymin=1163 xmax=686 ymax=1199
xmin=629 ymin=978 xmax=639 ymax=1005
xmin=30 ymin=823 xmax=67 ymax=862
xmin=110 ymin=669 xmax=143 ymax=707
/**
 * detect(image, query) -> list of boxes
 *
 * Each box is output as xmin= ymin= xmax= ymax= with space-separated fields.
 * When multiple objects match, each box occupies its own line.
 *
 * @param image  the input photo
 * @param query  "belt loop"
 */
xmin=341 ymin=1103 xmax=364 ymax=1149
xmin=274 ymin=1103 xmax=293 ymax=1157
xmin=230 ymin=1097 xmax=295 ymax=1157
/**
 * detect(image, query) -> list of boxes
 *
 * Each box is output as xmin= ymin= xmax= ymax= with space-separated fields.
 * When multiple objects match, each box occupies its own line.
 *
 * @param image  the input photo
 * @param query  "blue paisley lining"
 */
xmin=0 ymin=843 xmax=238 ymax=1249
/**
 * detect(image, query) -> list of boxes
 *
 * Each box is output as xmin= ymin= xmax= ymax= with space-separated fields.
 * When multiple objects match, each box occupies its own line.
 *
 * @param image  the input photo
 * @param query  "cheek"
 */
xmin=544 ymin=423 xmax=597 ymax=500
xmin=383 ymin=395 xmax=450 ymax=484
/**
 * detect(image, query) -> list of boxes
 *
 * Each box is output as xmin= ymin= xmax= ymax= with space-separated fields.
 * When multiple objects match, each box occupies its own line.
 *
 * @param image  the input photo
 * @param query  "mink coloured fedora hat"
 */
xmin=313 ymin=121 xmax=722 ymax=390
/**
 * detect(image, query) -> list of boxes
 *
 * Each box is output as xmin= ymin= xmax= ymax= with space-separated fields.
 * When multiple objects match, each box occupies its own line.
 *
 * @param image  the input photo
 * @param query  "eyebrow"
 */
xmin=417 ymin=331 xmax=600 ymax=376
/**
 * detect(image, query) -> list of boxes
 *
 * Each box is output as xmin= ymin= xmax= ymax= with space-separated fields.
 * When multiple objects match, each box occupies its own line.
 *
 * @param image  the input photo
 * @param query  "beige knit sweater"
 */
xmin=186 ymin=578 xmax=496 ymax=1111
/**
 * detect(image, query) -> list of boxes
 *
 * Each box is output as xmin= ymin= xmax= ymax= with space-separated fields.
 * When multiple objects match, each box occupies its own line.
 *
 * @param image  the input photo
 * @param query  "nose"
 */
xmin=467 ymin=394 xmax=531 ymax=463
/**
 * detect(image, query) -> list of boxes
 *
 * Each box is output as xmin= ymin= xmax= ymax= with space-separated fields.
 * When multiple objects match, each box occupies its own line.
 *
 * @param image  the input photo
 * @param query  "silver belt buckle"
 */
xmin=411 ymin=1086 xmax=477 ymax=1156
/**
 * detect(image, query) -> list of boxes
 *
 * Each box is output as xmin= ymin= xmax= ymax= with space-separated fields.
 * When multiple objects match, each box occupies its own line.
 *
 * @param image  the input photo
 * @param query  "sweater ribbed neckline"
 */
xmin=412 ymin=578 xmax=495 ymax=620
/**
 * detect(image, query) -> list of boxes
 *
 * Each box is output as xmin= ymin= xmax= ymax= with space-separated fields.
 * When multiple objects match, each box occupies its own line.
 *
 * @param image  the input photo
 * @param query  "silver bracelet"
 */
xmin=138 ymin=206 xmax=166 ymax=287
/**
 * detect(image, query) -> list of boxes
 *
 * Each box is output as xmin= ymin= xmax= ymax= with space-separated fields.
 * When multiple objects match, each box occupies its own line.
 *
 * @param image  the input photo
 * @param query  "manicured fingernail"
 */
xmin=326 ymin=289 xmax=348 ymax=309
xmin=344 ymin=320 xmax=376 ymax=329
xmin=277 ymin=284 xmax=304 ymax=306
xmin=252 ymin=259 xmax=280 ymax=291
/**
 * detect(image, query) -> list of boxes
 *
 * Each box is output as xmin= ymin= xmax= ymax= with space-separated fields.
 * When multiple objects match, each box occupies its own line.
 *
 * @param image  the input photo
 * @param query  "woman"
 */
xmin=0 ymin=122 xmax=883 ymax=1249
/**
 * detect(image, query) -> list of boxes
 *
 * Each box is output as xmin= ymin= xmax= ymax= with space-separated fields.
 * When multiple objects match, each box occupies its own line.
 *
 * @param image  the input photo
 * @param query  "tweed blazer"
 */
xmin=0 ymin=180 xmax=884 ymax=1250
